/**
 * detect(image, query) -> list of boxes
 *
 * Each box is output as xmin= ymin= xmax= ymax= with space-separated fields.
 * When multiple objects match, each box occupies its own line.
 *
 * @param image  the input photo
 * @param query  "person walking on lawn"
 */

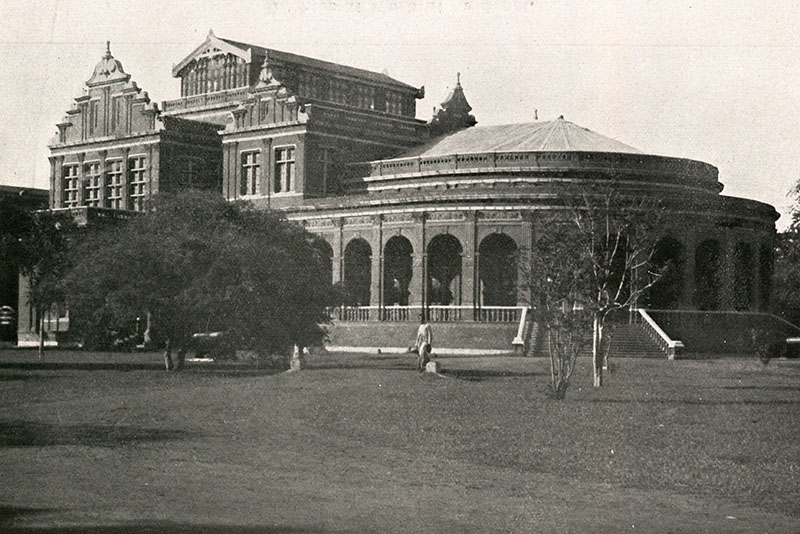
xmin=415 ymin=313 xmax=433 ymax=371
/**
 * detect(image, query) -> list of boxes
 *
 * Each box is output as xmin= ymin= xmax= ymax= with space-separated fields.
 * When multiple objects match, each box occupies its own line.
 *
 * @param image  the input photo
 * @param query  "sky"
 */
xmin=1 ymin=0 xmax=798 ymax=229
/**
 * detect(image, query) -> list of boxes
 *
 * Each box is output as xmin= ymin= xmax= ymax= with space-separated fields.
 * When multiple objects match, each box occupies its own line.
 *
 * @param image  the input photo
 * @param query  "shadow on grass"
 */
xmin=442 ymin=369 xmax=539 ymax=381
xmin=0 ymin=420 xmax=194 ymax=448
xmin=578 ymin=398 xmax=800 ymax=406
xmin=0 ymin=362 xmax=284 ymax=377
xmin=0 ymin=519 xmax=331 ymax=533
xmin=0 ymin=374 xmax=59 ymax=382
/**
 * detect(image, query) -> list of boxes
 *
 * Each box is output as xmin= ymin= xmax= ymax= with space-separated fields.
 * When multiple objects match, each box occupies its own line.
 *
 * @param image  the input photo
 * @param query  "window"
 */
xmin=62 ymin=164 xmax=80 ymax=208
xmin=84 ymin=162 xmax=102 ymax=207
xmin=240 ymin=151 xmax=260 ymax=196
xmin=106 ymin=159 xmax=123 ymax=209
xmin=274 ymin=147 xmax=295 ymax=193
xmin=128 ymin=156 xmax=147 ymax=211
xmin=179 ymin=157 xmax=200 ymax=188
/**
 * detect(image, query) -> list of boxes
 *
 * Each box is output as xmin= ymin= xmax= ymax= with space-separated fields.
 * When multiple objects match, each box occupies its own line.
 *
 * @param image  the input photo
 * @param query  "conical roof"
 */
xmin=400 ymin=118 xmax=641 ymax=158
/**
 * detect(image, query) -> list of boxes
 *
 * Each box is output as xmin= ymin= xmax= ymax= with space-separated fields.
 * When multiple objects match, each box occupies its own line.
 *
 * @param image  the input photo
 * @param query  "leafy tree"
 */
xmin=0 ymin=196 xmax=74 ymax=359
xmin=526 ymin=222 xmax=591 ymax=399
xmin=64 ymin=190 xmax=334 ymax=369
xmin=773 ymin=185 xmax=800 ymax=327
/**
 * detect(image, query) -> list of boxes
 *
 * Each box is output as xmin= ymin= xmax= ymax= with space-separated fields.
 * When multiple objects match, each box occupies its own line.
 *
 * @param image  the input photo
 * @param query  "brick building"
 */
xmin=27 ymin=33 xmax=789 ymax=355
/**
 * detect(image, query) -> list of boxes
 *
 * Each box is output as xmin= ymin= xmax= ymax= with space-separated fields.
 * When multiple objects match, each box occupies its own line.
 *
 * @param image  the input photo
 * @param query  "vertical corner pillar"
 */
xmin=53 ymin=155 xmax=65 ymax=209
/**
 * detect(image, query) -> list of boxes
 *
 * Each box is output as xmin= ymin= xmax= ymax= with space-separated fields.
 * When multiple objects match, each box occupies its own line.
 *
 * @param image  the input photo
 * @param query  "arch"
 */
xmin=312 ymin=238 xmax=334 ymax=286
xmin=427 ymin=234 xmax=462 ymax=305
xmin=759 ymin=243 xmax=772 ymax=311
xmin=478 ymin=233 xmax=518 ymax=306
xmin=733 ymin=242 xmax=754 ymax=311
xmin=646 ymin=236 xmax=684 ymax=309
xmin=693 ymin=239 xmax=721 ymax=311
xmin=343 ymin=238 xmax=371 ymax=306
xmin=383 ymin=235 xmax=413 ymax=306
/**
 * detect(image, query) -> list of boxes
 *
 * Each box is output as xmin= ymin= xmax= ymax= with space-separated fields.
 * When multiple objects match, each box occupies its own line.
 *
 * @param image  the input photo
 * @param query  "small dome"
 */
xmin=401 ymin=118 xmax=642 ymax=158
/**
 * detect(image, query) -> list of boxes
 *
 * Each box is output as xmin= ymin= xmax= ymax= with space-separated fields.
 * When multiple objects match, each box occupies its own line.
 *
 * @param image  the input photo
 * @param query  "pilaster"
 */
xmin=461 ymin=211 xmax=477 ymax=312
xmin=98 ymin=151 xmax=108 ymax=207
xmin=54 ymin=155 xmax=64 ymax=208
xmin=408 ymin=213 xmax=426 ymax=308
xmin=332 ymin=218 xmax=343 ymax=284
xmin=680 ymin=231 xmax=696 ymax=309
xmin=122 ymin=148 xmax=132 ymax=210
xmin=719 ymin=234 xmax=735 ymax=310
xmin=76 ymin=153 xmax=86 ymax=206
xmin=369 ymin=216 xmax=382 ymax=318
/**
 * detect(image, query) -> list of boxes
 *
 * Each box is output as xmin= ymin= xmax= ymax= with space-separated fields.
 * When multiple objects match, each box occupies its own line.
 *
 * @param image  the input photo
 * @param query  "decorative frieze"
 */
xmin=427 ymin=211 xmax=466 ymax=222
xmin=304 ymin=218 xmax=334 ymax=228
xmin=479 ymin=210 xmax=522 ymax=221
xmin=382 ymin=212 xmax=414 ymax=224
xmin=343 ymin=215 xmax=374 ymax=227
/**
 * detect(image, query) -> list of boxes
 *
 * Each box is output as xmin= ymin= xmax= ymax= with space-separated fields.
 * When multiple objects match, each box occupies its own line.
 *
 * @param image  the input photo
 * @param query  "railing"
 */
xmin=632 ymin=308 xmax=684 ymax=359
xmin=326 ymin=305 xmax=524 ymax=323
xmin=512 ymin=306 xmax=529 ymax=354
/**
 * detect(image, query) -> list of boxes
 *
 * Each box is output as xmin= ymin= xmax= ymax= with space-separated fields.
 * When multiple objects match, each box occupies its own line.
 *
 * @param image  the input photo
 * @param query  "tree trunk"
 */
xmin=601 ymin=322 xmax=609 ymax=370
xmin=38 ymin=309 xmax=45 ymax=362
xmin=163 ymin=339 xmax=173 ymax=371
xmin=143 ymin=310 xmax=152 ymax=348
xmin=290 ymin=344 xmax=302 ymax=371
xmin=592 ymin=315 xmax=602 ymax=387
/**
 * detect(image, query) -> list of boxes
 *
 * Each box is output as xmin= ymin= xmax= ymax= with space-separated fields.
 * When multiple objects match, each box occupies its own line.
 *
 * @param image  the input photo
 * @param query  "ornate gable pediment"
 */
xmin=172 ymin=29 xmax=253 ymax=77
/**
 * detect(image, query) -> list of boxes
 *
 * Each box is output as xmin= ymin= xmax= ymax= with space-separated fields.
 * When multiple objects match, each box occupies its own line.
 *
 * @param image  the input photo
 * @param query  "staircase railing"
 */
xmin=632 ymin=308 xmax=683 ymax=359
xmin=512 ymin=307 xmax=528 ymax=355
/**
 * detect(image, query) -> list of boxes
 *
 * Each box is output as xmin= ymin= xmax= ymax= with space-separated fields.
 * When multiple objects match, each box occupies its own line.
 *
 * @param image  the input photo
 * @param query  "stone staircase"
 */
xmin=525 ymin=321 xmax=666 ymax=358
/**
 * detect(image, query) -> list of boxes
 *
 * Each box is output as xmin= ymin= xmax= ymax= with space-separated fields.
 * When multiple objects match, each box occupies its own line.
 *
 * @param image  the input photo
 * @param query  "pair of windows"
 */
xmin=62 ymin=156 xmax=148 ymax=211
xmin=239 ymin=146 xmax=296 ymax=196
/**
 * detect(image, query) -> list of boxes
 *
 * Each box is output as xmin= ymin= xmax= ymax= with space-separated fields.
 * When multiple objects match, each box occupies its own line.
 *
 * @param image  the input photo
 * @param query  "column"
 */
xmin=461 ymin=212 xmax=477 ymax=316
xmin=517 ymin=215 xmax=533 ymax=307
xmin=408 ymin=214 xmax=426 ymax=309
xmin=332 ymin=219 xmax=343 ymax=284
xmin=680 ymin=232 xmax=696 ymax=309
xmin=719 ymin=234 xmax=736 ymax=310
xmin=368 ymin=217 xmax=382 ymax=319
xmin=48 ymin=157 xmax=56 ymax=209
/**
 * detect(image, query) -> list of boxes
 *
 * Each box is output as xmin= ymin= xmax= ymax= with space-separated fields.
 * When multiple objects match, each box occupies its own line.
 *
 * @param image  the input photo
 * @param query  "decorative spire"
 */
xmin=86 ymin=40 xmax=130 ymax=87
xmin=429 ymin=73 xmax=477 ymax=136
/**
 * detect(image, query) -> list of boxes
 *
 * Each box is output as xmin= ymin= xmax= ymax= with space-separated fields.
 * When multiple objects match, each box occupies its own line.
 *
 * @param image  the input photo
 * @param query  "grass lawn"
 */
xmin=0 ymin=349 xmax=798 ymax=533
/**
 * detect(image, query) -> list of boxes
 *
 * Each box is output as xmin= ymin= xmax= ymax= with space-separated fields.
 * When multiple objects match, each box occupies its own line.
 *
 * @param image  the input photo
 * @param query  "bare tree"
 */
xmin=565 ymin=185 xmax=666 ymax=387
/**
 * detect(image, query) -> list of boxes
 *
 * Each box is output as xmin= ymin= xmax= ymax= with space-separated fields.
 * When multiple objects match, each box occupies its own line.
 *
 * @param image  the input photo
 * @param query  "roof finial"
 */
xmin=105 ymin=40 xmax=111 ymax=58
xmin=456 ymin=72 xmax=461 ymax=85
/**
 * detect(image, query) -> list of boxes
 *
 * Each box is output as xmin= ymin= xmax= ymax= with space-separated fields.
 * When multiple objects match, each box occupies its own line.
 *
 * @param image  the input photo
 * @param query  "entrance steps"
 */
xmin=326 ymin=321 xmax=520 ymax=354
xmin=526 ymin=321 xmax=667 ymax=359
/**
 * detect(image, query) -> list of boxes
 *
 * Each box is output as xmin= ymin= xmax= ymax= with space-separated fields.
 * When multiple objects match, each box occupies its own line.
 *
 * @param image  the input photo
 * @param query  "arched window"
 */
xmin=383 ymin=236 xmax=413 ymax=306
xmin=343 ymin=238 xmax=371 ymax=306
xmin=478 ymin=233 xmax=518 ymax=306
xmin=733 ymin=242 xmax=754 ymax=311
xmin=427 ymin=234 xmax=462 ymax=305
xmin=693 ymin=239 xmax=721 ymax=310
xmin=646 ymin=236 xmax=684 ymax=309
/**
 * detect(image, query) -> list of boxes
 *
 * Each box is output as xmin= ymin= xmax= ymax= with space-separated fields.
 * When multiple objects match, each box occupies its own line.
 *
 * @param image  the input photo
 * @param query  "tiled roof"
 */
xmin=218 ymin=37 xmax=419 ymax=92
xmin=398 ymin=118 xmax=642 ymax=157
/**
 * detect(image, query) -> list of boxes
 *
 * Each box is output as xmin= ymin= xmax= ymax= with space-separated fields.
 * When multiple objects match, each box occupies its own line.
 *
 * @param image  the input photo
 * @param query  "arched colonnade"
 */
xmin=304 ymin=211 xmax=773 ymax=319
